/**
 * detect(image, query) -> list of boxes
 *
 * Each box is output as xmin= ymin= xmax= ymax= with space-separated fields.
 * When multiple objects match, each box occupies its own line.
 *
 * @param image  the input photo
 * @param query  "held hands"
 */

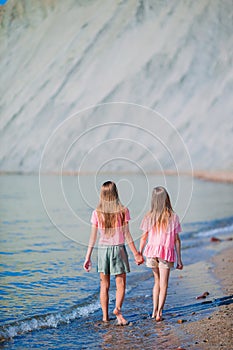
xmin=134 ymin=252 xmax=144 ymax=265
xmin=83 ymin=259 xmax=92 ymax=272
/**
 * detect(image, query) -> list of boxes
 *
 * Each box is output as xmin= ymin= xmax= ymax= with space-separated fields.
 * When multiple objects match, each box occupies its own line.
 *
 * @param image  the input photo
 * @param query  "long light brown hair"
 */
xmin=96 ymin=181 xmax=126 ymax=235
xmin=148 ymin=186 xmax=173 ymax=231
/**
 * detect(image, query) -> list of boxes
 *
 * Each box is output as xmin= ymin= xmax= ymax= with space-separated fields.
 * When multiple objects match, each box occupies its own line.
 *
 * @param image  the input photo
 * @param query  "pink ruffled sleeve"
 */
xmin=124 ymin=207 xmax=130 ymax=222
xmin=91 ymin=210 xmax=98 ymax=227
xmin=174 ymin=214 xmax=181 ymax=234
xmin=140 ymin=215 xmax=150 ymax=232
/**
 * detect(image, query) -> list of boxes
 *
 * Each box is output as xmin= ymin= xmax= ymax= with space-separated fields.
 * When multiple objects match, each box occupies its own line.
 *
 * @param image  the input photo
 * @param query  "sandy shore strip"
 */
xmin=192 ymin=170 xmax=233 ymax=183
xmin=178 ymin=246 xmax=233 ymax=349
xmin=1 ymin=170 xmax=233 ymax=183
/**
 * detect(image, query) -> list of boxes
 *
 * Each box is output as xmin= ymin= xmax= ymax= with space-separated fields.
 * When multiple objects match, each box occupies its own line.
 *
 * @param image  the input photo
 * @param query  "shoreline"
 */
xmin=179 ymin=246 xmax=233 ymax=349
xmin=192 ymin=170 xmax=233 ymax=184
xmin=0 ymin=170 xmax=233 ymax=183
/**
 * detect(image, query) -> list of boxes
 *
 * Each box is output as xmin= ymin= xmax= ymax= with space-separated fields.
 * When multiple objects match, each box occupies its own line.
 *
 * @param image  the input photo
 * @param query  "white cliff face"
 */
xmin=0 ymin=0 xmax=232 ymax=173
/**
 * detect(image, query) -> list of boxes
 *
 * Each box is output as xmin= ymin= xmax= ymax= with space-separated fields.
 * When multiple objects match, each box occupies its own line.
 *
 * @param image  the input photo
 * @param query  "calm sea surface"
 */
xmin=0 ymin=174 xmax=233 ymax=349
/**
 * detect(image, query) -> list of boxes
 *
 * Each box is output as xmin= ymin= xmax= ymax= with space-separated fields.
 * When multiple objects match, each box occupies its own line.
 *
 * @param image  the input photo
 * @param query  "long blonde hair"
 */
xmin=149 ymin=186 xmax=173 ymax=231
xmin=96 ymin=181 xmax=126 ymax=235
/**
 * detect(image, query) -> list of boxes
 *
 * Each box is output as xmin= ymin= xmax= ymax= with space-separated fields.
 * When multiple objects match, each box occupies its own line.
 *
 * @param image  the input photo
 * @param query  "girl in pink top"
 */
xmin=84 ymin=181 xmax=143 ymax=325
xmin=139 ymin=186 xmax=183 ymax=321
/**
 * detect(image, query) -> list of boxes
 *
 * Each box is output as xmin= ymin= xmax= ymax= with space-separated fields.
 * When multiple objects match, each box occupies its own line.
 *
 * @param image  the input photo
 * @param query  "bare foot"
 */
xmin=102 ymin=319 xmax=109 ymax=323
xmin=156 ymin=312 xmax=163 ymax=322
xmin=113 ymin=308 xmax=128 ymax=326
xmin=156 ymin=316 xmax=163 ymax=322
xmin=152 ymin=310 xmax=157 ymax=318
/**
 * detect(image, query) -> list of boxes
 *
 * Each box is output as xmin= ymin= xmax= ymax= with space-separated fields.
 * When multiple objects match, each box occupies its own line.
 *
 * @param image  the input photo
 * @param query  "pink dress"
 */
xmin=140 ymin=213 xmax=181 ymax=262
xmin=91 ymin=208 xmax=130 ymax=246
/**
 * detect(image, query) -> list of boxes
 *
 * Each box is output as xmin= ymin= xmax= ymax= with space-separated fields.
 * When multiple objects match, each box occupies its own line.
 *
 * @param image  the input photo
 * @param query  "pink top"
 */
xmin=140 ymin=213 xmax=181 ymax=262
xmin=91 ymin=208 xmax=130 ymax=246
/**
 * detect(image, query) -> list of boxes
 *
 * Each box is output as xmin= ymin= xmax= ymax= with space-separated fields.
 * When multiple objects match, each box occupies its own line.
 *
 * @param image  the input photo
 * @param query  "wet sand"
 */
xmin=178 ymin=247 xmax=233 ymax=349
xmin=93 ymin=243 xmax=233 ymax=350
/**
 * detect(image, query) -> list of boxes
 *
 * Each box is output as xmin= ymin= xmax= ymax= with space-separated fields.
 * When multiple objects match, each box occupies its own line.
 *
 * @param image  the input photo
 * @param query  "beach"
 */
xmin=88 ymin=241 xmax=233 ymax=350
xmin=1 ymin=0 xmax=233 ymax=348
xmin=0 ymin=174 xmax=233 ymax=349
xmin=193 ymin=171 xmax=233 ymax=184
xmin=178 ymin=246 xmax=233 ymax=349
xmin=99 ymin=242 xmax=233 ymax=350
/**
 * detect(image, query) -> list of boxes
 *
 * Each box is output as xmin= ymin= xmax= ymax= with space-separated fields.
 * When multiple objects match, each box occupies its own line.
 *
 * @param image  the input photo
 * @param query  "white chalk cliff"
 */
xmin=0 ymin=0 xmax=232 ymax=173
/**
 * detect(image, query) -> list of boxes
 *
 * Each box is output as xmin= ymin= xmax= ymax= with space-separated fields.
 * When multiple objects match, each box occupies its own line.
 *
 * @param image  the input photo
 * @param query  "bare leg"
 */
xmin=152 ymin=267 xmax=160 ymax=318
xmin=100 ymin=273 xmax=110 ymax=322
xmin=156 ymin=267 xmax=170 ymax=321
xmin=113 ymin=273 xmax=128 ymax=325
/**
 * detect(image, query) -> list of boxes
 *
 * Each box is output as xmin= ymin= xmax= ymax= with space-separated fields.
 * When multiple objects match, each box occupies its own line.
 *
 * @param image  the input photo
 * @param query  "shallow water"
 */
xmin=0 ymin=174 xmax=233 ymax=348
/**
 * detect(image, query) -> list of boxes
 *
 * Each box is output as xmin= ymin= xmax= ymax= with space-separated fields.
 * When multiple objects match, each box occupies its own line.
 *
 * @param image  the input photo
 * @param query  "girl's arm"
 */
xmin=175 ymin=234 xmax=183 ymax=270
xmin=124 ymin=223 xmax=144 ymax=265
xmin=139 ymin=231 xmax=148 ymax=255
xmin=83 ymin=225 xmax=98 ymax=272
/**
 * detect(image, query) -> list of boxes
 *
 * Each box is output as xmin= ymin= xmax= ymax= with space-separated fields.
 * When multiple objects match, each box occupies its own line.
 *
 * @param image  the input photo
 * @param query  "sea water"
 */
xmin=0 ymin=174 xmax=233 ymax=349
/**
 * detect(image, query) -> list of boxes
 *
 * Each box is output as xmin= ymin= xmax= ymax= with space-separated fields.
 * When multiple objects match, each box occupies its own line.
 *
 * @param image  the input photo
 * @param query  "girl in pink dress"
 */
xmin=139 ymin=186 xmax=183 ymax=321
xmin=84 ymin=181 xmax=143 ymax=325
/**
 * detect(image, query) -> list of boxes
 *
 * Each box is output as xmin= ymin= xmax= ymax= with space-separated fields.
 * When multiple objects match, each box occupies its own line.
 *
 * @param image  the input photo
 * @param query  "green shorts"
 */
xmin=98 ymin=244 xmax=130 ymax=275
